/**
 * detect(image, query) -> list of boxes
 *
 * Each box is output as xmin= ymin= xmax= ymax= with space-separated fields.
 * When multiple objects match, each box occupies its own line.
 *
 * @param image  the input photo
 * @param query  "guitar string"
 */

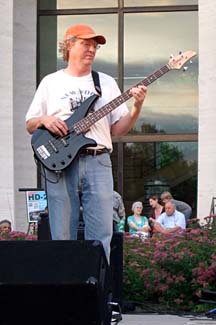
xmin=72 ymin=66 xmax=170 ymax=135
xmin=39 ymin=65 xmax=170 ymax=156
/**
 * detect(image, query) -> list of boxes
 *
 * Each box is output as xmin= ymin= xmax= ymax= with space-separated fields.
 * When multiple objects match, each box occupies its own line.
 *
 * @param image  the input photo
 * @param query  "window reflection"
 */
xmin=124 ymin=0 xmax=198 ymax=6
xmin=38 ymin=2 xmax=198 ymax=217
xmin=39 ymin=0 xmax=118 ymax=9
xmin=115 ymin=141 xmax=198 ymax=216
xmin=57 ymin=0 xmax=117 ymax=9
xmin=124 ymin=11 xmax=198 ymax=134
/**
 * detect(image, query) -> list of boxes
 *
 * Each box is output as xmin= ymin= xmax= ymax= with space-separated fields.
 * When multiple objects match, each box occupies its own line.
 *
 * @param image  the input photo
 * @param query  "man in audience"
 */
xmin=0 ymin=219 xmax=12 ymax=234
xmin=161 ymin=191 xmax=192 ymax=223
xmin=153 ymin=201 xmax=186 ymax=234
xmin=113 ymin=191 xmax=126 ymax=232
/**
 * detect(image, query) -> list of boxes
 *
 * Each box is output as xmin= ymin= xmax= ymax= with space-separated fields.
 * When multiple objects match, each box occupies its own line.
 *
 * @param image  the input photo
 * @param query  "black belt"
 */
xmin=80 ymin=148 xmax=109 ymax=156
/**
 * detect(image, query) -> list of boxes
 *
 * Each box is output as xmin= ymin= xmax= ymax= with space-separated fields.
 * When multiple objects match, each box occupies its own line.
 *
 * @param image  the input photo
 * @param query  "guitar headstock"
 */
xmin=168 ymin=50 xmax=197 ymax=70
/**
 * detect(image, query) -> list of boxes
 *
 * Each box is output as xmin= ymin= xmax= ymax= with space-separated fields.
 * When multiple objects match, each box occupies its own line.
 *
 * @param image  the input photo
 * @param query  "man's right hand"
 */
xmin=26 ymin=116 xmax=69 ymax=137
xmin=41 ymin=116 xmax=69 ymax=137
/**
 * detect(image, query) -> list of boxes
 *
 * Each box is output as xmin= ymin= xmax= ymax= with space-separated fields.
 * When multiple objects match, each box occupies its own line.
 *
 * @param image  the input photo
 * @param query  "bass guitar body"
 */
xmin=31 ymin=95 xmax=98 ymax=172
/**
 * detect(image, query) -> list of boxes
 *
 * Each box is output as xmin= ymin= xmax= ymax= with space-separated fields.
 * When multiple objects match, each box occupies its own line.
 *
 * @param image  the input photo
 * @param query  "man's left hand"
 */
xmin=130 ymin=85 xmax=147 ymax=107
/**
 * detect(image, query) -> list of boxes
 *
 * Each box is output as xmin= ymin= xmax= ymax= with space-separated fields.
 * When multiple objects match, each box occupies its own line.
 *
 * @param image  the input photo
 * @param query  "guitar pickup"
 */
xmin=48 ymin=140 xmax=59 ymax=153
xmin=61 ymin=138 xmax=69 ymax=147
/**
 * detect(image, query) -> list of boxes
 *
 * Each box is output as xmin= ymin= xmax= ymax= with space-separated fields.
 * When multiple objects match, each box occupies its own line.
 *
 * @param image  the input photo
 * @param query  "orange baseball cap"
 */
xmin=64 ymin=24 xmax=106 ymax=44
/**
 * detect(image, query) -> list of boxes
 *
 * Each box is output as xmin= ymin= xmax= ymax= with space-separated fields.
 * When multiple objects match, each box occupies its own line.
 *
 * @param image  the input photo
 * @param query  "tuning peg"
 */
xmin=179 ymin=51 xmax=183 ymax=55
xmin=170 ymin=54 xmax=174 ymax=59
xmin=183 ymin=66 xmax=188 ymax=72
xmin=189 ymin=60 xmax=193 ymax=64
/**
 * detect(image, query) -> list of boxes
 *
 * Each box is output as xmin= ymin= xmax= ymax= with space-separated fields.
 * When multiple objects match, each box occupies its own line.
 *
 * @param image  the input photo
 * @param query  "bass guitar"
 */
xmin=31 ymin=50 xmax=197 ymax=172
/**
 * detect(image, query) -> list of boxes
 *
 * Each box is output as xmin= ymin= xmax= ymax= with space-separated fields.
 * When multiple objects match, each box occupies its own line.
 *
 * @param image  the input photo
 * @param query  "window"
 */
xmin=124 ymin=11 xmax=198 ymax=134
xmin=38 ymin=1 xmax=198 ymax=216
xmin=124 ymin=141 xmax=197 ymax=214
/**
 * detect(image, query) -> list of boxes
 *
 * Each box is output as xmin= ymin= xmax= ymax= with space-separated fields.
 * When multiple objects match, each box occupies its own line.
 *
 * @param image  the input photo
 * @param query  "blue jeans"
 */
xmin=45 ymin=152 xmax=113 ymax=262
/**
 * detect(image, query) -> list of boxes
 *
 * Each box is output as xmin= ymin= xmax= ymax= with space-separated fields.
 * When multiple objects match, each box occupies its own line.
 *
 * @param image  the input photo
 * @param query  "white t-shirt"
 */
xmin=26 ymin=70 xmax=129 ymax=151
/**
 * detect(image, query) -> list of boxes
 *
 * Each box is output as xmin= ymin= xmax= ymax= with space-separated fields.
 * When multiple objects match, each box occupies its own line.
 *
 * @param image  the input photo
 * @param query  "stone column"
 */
xmin=198 ymin=0 xmax=216 ymax=221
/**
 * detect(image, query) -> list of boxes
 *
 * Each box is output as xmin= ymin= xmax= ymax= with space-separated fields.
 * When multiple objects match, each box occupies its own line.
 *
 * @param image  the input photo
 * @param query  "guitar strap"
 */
xmin=91 ymin=70 xmax=102 ymax=97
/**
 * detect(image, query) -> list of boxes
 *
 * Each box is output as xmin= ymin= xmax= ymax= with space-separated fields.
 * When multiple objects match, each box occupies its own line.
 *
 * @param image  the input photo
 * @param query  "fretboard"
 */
xmin=73 ymin=64 xmax=170 ymax=134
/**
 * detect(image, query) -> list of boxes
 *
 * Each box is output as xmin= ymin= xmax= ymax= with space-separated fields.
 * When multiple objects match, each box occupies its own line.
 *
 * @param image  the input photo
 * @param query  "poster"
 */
xmin=26 ymin=190 xmax=47 ymax=223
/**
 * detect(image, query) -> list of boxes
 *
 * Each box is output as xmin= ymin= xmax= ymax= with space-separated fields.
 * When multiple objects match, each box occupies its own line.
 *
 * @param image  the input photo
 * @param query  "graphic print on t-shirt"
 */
xmin=61 ymin=89 xmax=95 ymax=112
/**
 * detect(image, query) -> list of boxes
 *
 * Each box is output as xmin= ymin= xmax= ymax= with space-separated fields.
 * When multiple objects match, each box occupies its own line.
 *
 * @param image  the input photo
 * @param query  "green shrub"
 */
xmin=123 ymin=222 xmax=216 ymax=311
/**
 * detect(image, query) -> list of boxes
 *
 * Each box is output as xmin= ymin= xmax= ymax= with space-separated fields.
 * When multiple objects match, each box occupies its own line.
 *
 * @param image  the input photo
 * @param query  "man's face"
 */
xmin=69 ymin=38 xmax=98 ymax=66
xmin=0 ymin=222 xmax=11 ymax=233
xmin=165 ymin=203 xmax=175 ymax=216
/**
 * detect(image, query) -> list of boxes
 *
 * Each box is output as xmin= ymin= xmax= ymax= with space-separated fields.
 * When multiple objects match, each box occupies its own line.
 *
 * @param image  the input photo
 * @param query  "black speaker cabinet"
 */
xmin=0 ymin=240 xmax=111 ymax=325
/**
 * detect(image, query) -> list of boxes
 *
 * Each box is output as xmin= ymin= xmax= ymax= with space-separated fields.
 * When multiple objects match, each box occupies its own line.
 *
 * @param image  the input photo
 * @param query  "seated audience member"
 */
xmin=127 ymin=201 xmax=150 ymax=239
xmin=113 ymin=191 xmax=126 ymax=232
xmin=161 ymin=191 xmax=192 ymax=223
xmin=152 ymin=201 xmax=186 ymax=234
xmin=148 ymin=195 xmax=165 ymax=235
xmin=0 ymin=219 xmax=12 ymax=234
xmin=148 ymin=195 xmax=165 ymax=221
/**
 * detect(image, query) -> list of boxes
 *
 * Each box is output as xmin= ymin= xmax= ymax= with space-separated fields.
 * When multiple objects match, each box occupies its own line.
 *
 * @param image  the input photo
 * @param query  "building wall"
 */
xmin=0 ymin=0 xmax=37 ymax=231
xmin=0 ymin=0 xmax=215 ymax=230
xmin=0 ymin=1 xmax=14 ymax=226
xmin=13 ymin=0 xmax=37 ymax=231
xmin=198 ymin=0 xmax=216 ymax=221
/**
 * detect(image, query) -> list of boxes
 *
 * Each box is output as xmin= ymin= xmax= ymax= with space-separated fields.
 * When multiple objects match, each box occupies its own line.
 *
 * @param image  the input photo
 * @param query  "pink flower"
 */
xmin=174 ymin=298 xmax=183 ymax=305
xmin=158 ymin=284 xmax=169 ymax=292
xmin=0 ymin=230 xmax=37 ymax=240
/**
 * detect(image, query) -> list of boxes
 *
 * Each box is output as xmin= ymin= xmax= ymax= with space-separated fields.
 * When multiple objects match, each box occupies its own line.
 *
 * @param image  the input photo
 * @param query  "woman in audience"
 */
xmin=148 ymin=195 xmax=165 ymax=235
xmin=127 ymin=201 xmax=150 ymax=239
xmin=148 ymin=195 xmax=165 ymax=220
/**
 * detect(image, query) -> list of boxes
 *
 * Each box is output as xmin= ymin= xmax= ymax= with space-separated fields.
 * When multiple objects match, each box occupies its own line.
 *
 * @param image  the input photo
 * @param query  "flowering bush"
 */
xmin=0 ymin=230 xmax=37 ymax=241
xmin=123 ymin=222 xmax=216 ymax=311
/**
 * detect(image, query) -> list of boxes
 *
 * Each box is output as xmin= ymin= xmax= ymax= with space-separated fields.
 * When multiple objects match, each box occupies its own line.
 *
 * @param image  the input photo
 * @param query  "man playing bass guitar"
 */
xmin=25 ymin=24 xmax=147 ymax=262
